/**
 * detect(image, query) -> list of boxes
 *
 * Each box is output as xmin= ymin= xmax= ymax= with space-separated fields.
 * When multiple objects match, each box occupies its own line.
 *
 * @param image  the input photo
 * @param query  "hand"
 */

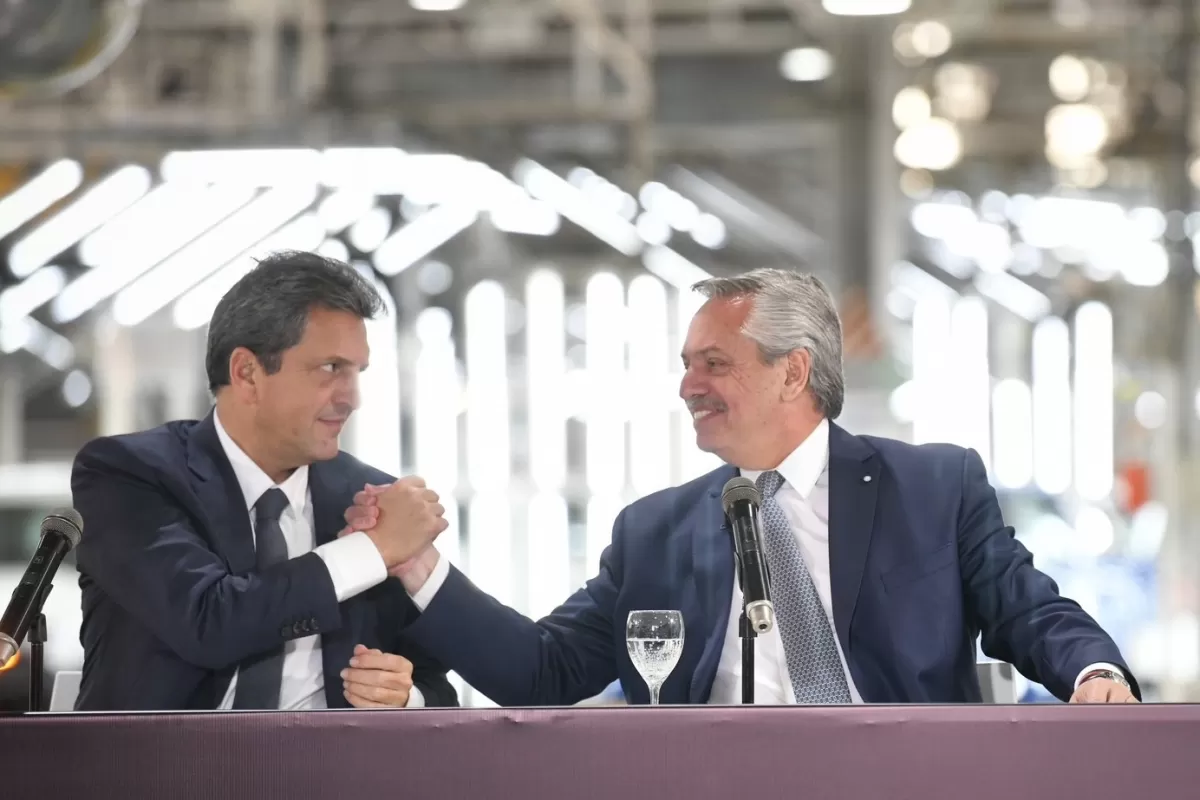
xmin=356 ymin=477 xmax=448 ymax=569
xmin=340 ymin=484 xmax=386 ymax=535
xmin=1070 ymin=678 xmax=1138 ymax=704
xmin=341 ymin=645 xmax=414 ymax=708
xmin=341 ymin=484 xmax=444 ymax=577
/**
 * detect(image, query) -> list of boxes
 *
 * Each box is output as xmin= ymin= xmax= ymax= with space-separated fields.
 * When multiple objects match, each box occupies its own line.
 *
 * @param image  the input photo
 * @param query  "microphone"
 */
xmin=0 ymin=508 xmax=83 ymax=667
xmin=721 ymin=477 xmax=774 ymax=634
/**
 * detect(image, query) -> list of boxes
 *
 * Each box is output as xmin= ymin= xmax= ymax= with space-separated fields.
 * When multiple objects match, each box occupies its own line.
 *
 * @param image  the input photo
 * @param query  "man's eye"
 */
xmin=320 ymin=363 xmax=337 ymax=373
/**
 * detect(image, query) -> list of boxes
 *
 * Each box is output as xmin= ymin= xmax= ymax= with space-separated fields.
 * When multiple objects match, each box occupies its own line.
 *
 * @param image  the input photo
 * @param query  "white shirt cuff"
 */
xmin=405 ymin=685 xmax=426 ymax=708
xmin=1075 ymin=662 xmax=1123 ymax=690
xmin=313 ymin=532 xmax=388 ymax=602
xmin=408 ymin=551 xmax=450 ymax=611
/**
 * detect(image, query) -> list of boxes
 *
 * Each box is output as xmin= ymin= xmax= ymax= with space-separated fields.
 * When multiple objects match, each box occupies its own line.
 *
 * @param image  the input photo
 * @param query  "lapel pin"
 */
xmin=863 ymin=475 xmax=872 ymax=483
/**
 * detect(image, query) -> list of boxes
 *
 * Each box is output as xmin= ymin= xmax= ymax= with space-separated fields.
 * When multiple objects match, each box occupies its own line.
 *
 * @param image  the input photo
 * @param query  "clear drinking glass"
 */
xmin=625 ymin=610 xmax=685 ymax=706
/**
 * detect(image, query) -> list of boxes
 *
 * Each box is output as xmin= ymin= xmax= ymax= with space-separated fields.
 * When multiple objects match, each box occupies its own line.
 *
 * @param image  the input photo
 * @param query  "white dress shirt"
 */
xmin=212 ymin=412 xmax=423 ymax=709
xmin=708 ymin=419 xmax=864 ymax=704
xmin=411 ymin=418 xmax=1117 ymax=703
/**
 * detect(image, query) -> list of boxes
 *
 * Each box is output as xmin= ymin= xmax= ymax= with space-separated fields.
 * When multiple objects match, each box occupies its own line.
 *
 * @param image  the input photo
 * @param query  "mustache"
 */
xmin=686 ymin=398 xmax=727 ymax=414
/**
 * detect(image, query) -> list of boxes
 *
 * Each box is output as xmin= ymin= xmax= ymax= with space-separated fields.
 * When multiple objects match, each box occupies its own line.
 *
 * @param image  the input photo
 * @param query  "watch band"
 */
xmin=1080 ymin=668 xmax=1130 ymax=691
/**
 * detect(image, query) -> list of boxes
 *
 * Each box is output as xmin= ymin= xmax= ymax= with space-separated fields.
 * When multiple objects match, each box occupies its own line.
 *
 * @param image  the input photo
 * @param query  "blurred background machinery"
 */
xmin=0 ymin=0 xmax=1198 ymax=707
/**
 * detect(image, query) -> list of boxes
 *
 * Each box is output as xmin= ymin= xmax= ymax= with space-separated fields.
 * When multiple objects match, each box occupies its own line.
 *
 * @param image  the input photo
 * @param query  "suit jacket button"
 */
xmin=309 ymin=618 xmax=320 ymax=631
xmin=279 ymin=625 xmax=291 ymax=638
xmin=293 ymin=622 xmax=305 ymax=635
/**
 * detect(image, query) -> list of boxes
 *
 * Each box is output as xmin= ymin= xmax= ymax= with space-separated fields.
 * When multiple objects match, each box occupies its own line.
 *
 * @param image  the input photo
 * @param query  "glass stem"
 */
xmin=650 ymin=684 xmax=661 ymax=706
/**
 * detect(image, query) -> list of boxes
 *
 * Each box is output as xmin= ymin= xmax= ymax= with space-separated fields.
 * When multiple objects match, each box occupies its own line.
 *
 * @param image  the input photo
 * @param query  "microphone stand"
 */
xmin=28 ymin=584 xmax=52 ymax=713
xmin=739 ymin=607 xmax=755 ymax=705
xmin=733 ymin=550 xmax=756 ymax=705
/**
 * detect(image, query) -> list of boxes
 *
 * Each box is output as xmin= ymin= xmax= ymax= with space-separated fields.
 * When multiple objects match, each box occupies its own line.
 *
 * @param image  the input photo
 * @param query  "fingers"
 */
xmin=342 ymin=646 xmax=414 ymax=708
xmin=348 ymin=648 xmax=414 ymax=676
xmin=345 ymin=686 xmax=408 ymax=708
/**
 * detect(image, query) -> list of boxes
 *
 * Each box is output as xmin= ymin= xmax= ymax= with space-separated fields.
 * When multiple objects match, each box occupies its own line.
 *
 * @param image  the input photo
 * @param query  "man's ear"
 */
xmin=781 ymin=349 xmax=810 ymax=402
xmin=227 ymin=347 xmax=262 ymax=399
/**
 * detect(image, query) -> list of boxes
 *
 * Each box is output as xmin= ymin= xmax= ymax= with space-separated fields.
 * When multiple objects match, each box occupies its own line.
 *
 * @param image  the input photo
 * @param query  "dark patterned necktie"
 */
xmin=755 ymin=470 xmax=851 ymax=704
xmin=233 ymin=488 xmax=290 ymax=709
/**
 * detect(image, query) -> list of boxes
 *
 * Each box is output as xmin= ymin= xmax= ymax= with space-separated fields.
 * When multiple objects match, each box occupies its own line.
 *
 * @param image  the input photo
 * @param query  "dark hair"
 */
xmin=205 ymin=250 xmax=384 ymax=393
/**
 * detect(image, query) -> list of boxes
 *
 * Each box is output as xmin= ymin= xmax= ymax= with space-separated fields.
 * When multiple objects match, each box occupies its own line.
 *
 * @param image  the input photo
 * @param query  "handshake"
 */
xmin=339 ymin=477 xmax=448 ymax=578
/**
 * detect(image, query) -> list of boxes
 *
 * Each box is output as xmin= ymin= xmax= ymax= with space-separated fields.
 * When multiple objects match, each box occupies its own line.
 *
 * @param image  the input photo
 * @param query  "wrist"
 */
xmin=395 ymin=547 xmax=438 ymax=593
xmin=1079 ymin=668 xmax=1130 ymax=691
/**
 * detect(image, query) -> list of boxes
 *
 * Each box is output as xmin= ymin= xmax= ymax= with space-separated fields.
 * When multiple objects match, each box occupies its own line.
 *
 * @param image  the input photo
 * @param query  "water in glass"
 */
xmin=626 ymin=610 xmax=684 ymax=705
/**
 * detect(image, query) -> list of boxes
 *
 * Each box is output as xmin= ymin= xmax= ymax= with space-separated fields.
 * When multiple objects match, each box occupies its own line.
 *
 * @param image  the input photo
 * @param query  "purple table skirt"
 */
xmin=1 ymin=704 xmax=1197 ymax=799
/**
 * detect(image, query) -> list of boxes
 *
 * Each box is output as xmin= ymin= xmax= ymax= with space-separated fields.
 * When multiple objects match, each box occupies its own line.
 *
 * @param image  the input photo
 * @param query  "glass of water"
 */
xmin=626 ymin=610 xmax=684 ymax=706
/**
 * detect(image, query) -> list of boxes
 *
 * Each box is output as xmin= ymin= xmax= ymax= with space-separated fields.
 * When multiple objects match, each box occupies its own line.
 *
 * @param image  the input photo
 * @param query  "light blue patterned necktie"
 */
xmin=755 ymin=470 xmax=852 ymax=704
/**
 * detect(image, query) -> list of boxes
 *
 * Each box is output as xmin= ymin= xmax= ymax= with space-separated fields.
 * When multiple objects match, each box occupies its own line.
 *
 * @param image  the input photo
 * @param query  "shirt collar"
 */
xmin=213 ymin=409 xmax=309 ymax=517
xmin=739 ymin=417 xmax=830 ymax=500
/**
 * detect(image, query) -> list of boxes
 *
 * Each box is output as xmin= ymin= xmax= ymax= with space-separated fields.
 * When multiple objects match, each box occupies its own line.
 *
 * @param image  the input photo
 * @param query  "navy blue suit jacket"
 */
xmin=404 ymin=424 xmax=1135 ymax=705
xmin=71 ymin=412 xmax=456 ymax=711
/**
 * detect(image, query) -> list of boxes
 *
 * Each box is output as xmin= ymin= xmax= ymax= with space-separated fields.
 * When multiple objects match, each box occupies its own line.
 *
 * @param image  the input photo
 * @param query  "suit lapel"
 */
xmin=826 ymin=423 xmax=879 ymax=660
xmin=186 ymin=411 xmax=257 ymax=575
xmin=309 ymin=460 xmax=357 ymax=708
xmin=687 ymin=465 xmax=738 ymax=703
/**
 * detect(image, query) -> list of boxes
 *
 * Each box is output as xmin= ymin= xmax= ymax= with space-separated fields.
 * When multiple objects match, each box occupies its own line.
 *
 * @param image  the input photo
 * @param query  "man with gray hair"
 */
xmin=349 ymin=267 xmax=1136 ymax=705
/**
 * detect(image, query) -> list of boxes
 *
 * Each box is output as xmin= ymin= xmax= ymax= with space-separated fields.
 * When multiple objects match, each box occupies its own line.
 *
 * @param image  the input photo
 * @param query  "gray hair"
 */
xmin=692 ymin=268 xmax=844 ymax=419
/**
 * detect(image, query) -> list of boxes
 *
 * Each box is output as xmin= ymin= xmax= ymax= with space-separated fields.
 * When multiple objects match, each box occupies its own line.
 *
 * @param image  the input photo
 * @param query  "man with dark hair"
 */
xmin=72 ymin=250 xmax=455 ymax=710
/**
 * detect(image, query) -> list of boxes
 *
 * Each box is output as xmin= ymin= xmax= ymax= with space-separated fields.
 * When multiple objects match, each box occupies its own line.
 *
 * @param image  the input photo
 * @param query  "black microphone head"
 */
xmin=42 ymin=507 xmax=83 ymax=549
xmin=721 ymin=477 xmax=761 ymax=514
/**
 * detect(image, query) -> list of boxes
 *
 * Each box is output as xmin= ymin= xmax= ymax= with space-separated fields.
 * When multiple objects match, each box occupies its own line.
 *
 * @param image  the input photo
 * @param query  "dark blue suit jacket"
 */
xmin=71 ymin=412 xmax=456 ymax=710
xmin=404 ymin=424 xmax=1135 ymax=705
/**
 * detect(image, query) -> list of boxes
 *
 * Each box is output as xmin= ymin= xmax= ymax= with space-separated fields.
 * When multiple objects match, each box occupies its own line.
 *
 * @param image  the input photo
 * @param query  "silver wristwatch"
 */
xmin=1080 ymin=668 xmax=1131 ymax=691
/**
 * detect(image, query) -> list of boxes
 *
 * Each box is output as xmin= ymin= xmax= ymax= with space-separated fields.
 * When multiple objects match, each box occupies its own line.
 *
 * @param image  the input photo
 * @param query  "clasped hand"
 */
xmin=339 ymin=477 xmax=446 ymax=573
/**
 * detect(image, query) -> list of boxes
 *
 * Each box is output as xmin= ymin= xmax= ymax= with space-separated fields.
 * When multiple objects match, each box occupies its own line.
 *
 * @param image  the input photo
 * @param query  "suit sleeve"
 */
xmin=370 ymin=579 xmax=459 ymax=707
xmin=956 ymin=448 xmax=1139 ymax=701
xmin=399 ymin=511 xmax=627 ymax=707
xmin=72 ymin=437 xmax=344 ymax=671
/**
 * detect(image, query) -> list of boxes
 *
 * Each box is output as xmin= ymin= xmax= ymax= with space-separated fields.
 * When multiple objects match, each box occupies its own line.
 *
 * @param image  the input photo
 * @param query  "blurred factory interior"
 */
xmin=0 ymin=0 xmax=1197 ymax=707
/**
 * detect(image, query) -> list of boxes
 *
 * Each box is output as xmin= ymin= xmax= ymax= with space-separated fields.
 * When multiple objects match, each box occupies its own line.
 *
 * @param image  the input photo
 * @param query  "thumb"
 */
xmin=353 ymin=644 xmax=369 ymax=656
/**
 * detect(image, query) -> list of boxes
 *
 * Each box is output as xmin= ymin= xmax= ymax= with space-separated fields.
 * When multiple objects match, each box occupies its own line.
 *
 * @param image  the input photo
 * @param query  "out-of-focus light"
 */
xmin=0 ymin=159 xmax=83 ymax=243
xmin=1075 ymin=506 xmax=1115 ymax=556
xmin=1045 ymin=104 xmax=1109 ymax=166
xmin=1129 ymin=207 xmax=1167 ymax=240
xmin=1135 ymin=391 xmax=1167 ymax=430
xmin=9 ymin=166 xmax=152 ymax=279
xmin=899 ymin=169 xmax=934 ymax=199
xmin=636 ymin=213 xmax=672 ymax=246
xmin=780 ymin=47 xmax=834 ymax=82
xmin=978 ymin=190 xmax=1008 ymax=222
xmin=317 ymin=189 xmax=375 ymax=234
xmin=317 ymin=238 xmax=350 ymax=263
xmin=889 ymin=380 xmax=916 ymax=423
xmin=893 ymin=87 xmax=932 ymax=130
xmin=911 ymin=21 xmax=952 ymax=58
xmin=1049 ymin=54 xmax=1091 ymax=102
xmin=992 ymin=379 xmax=1034 ymax=489
xmin=410 ymin=0 xmax=464 ymax=8
xmin=349 ymin=207 xmax=392 ymax=253
xmin=910 ymin=202 xmax=976 ymax=239
xmin=585 ymin=273 xmax=627 ymax=495
xmin=1119 ymin=241 xmax=1169 ymax=287
xmin=464 ymin=281 xmax=510 ymax=493
xmin=526 ymin=269 xmax=567 ymax=492
xmin=62 ymin=369 xmax=92 ymax=408
xmin=894 ymin=118 xmax=962 ymax=171
xmin=691 ymin=213 xmax=727 ymax=249
xmin=1031 ymin=317 xmax=1072 ymax=495
xmin=1074 ymin=302 xmax=1114 ymax=501
xmin=416 ymin=260 xmax=453 ymax=295
xmin=823 ymin=0 xmax=910 ymax=15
